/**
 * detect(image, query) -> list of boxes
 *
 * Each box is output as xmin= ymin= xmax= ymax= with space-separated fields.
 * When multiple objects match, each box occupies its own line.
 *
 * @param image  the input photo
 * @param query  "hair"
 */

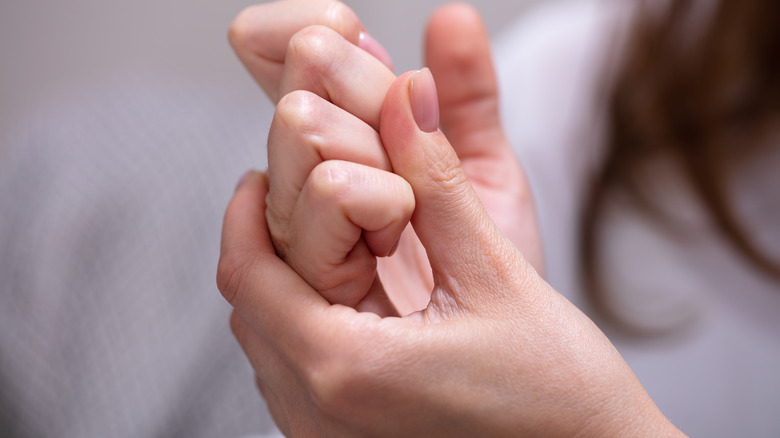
xmin=581 ymin=0 xmax=780 ymax=331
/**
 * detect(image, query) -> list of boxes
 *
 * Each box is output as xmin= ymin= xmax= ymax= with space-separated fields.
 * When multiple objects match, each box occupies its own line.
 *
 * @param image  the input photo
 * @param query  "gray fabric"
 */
xmin=0 ymin=75 xmax=280 ymax=437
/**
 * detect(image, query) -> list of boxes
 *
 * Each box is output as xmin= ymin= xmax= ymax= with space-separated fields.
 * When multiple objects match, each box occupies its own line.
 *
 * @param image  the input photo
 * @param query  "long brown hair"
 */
xmin=581 ymin=0 xmax=780 ymax=330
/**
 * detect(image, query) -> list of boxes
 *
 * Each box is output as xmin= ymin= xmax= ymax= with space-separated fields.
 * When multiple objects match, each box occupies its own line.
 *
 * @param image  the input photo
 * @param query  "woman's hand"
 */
xmin=217 ymin=69 xmax=684 ymax=437
xmin=231 ymin=1 xmax=545 ymax=313
xmin=266 ymin=87 xmax=414 ymax=314
xmin=255 ymin=2 xmax=406 ymax=313
xmin=229 ymin=0 xmax=394 ymax=103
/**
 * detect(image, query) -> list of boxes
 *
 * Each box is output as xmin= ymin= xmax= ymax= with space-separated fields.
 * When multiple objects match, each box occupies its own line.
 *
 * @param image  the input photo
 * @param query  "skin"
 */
xmin=229 ymin=0 xmax=544 ymax=315
xmin=218 ymin=1 xmax=687 ymax=436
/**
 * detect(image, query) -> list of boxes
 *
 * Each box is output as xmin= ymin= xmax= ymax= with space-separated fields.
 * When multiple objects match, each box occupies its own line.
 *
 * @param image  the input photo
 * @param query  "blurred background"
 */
xmin=0 ymin=0 xmax=539 ymax=135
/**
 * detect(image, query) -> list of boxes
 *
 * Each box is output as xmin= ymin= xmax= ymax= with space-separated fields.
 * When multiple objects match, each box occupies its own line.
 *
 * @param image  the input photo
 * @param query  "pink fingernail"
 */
xmin=358 ymin=31 xmax=394 ymax=71
xmin=409 ymin=68 xmax=440 ymax=133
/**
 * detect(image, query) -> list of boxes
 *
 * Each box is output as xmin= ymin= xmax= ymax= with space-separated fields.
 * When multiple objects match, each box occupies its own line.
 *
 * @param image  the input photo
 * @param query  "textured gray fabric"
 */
xmin=0 ymin=75 xmax=280 ymax=437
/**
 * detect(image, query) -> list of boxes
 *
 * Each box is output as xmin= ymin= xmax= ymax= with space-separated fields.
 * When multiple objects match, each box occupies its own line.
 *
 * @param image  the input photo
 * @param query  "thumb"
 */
xmin=379 ymin=69 xmax=531 ymax=312
xmin=425 ymin=3 xmax=508 ymax=161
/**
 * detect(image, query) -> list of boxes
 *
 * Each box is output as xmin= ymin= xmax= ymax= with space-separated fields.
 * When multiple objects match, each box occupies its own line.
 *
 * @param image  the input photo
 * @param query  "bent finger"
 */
xmin=229 ymin=0 xmax=392 ymax=101
xmin=266 ymin=90 xmax=391 ymax=235
xmin=280 ymin=25 xmax=395 ymax=130
xmin=217 ymin=171 xmax=329 ymax=345
xmin=286 ymin=160 xmax=414 ymax=306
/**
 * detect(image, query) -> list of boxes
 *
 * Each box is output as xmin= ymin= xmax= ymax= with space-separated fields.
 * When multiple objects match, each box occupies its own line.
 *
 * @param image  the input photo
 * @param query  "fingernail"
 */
xmin=409 ymin=68 xmax=439 ymax=133
xmin=358 ymin=31 xmax=394 ymax=71
xmin=235 ymin=170 xmax=254 ymax=192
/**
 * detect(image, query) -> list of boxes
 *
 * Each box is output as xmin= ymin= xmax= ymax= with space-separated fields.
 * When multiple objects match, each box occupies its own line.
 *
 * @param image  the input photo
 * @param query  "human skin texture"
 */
xmin=228 ymin=0 xmax=544 ymax=315
xmin=218 ymin=1 xmax=687 ymax=436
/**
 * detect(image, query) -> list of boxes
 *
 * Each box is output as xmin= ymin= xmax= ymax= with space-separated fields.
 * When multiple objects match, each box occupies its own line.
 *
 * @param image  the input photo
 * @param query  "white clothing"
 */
xmin=495 ymin=1 xmax=780 ymax=436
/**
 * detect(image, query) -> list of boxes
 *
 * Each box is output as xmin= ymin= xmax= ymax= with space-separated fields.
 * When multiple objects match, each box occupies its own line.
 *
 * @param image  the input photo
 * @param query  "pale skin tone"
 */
xmin=217 ymin=0 xmax=687 ymax=436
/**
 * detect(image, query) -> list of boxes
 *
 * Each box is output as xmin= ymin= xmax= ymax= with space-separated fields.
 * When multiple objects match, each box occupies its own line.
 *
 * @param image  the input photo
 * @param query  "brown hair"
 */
xmin=581 ymin=0 xmax=780 ymax=330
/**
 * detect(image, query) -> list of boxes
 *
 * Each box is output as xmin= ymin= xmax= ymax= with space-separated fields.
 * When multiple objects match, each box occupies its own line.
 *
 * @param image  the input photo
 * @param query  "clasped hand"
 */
xmin=217 ymin=1 xmax=682 ymax=436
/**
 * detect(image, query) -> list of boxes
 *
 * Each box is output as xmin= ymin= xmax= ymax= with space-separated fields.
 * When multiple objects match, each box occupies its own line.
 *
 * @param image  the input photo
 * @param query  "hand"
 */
xmin=229 ymin=0 xmax=394 ymax=103
xmin=252 ymin=1 xmax=406 ymax=313
xmin=217 ymin=70 xmax=684 ymax=437
xmin=231 ymin=1 xmax=545 ymax=314
xmin=266 ymin=88 xmax=415 ymax=314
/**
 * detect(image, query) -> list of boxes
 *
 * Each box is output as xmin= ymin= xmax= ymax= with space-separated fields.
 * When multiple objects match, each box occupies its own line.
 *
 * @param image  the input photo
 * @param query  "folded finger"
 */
xmin=230 ymin=0 xmax=392 ymax=102
xmin=285 ymin=160 xmax=414 ymax=307
xmin=230 ymin=0 xmax=365 ymax=101
xmin=266 ymin=90 xmax=391 ymax=236
xmin=280 ymin=25 xmax=395 ymax=130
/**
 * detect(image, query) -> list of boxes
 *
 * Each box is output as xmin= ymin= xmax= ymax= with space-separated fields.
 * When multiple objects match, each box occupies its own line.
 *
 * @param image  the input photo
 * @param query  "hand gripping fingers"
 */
xmin=280 ymin=25 xmax=395 ymax=130
xmin=229 ymin=0 xmax=374 ymax=101
xmin=266 ymin=90 xmax=391 ymax=255
xmin=285 ymin=160 xmax=415 ymax=307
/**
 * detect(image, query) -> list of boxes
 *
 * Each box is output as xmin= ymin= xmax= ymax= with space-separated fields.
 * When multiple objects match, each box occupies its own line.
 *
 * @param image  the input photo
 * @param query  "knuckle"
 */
xmin=304 ymin=352 xmax=366 ymax=419
xmin=272 ymin=91 xmax=332 ymax=162
xmin=308 ymin=369 xmax=350 ymax=417
xmin=303 ymin=326 xmax=395 ymax=420
xmin=308 ymin=161 xmax=352 ymax=202
xmin=287 ymin=25 xmax=340 ymax=71
xmin=216 ymin=250 xmax=252 ymax=306
xmin=275 ymin=90 xmax=325 ymax=136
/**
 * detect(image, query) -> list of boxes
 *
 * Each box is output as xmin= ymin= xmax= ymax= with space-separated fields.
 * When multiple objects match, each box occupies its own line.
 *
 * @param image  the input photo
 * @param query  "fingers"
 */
xmin=280 ymin=25 xmax=395 ymax=130
xmin=425 ymin=4 xmax=545 ymax=273
xmin=217 ymin=171 xmax=328 ymax=346
xmin=285 ymin=160 xmax=414 ymax=307
xmin=266 ymin=90 xmax=391 ymax=233
xmin=380 ymin=70 xmax=535 ymax=312
xmin=229 ymin=0 xmax=392 ymax=101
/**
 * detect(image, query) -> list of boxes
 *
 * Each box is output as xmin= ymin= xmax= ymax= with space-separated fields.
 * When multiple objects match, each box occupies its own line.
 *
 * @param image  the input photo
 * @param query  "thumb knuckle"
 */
xmin=216 ymin=251 xmax=253 ymax=306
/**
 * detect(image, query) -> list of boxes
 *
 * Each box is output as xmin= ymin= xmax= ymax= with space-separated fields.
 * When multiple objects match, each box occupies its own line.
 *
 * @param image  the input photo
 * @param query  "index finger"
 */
xmin=229 ymin=0 xmax=392 ymax=101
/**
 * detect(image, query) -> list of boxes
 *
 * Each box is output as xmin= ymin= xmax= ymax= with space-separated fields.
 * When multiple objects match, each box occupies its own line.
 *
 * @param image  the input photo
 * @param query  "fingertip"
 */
xmin=425 ymin=2 xmax=493 ymax=84
xmin=221 ymin=169 xmax=272 ymax=260
xmin=232 ymin=169 xmax=268 ymax=197
xmin=234 ymin=169 xmax=256 ymax=193
xmin=427 ymin=2 xmax=485 ymax=38
xmin=227 ymin=5 xmax=257 ymax=51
